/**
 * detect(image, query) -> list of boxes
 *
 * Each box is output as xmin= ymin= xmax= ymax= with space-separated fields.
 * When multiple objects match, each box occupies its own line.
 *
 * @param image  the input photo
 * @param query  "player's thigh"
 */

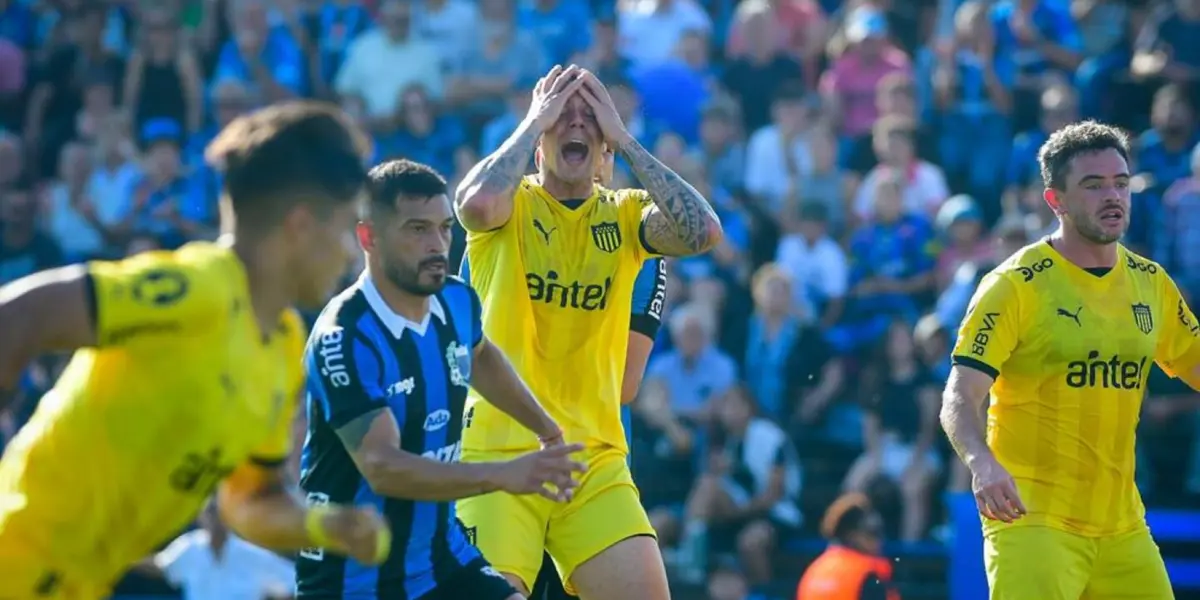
xmin=424 ymin=557 xmax=523 ymax=600
xmin=546 ymin=454 xmax=665 ymax=599
xmin=985 ymin=526 xmax=1094 ymax=600
xmin=1084 ymin=528 xmax=1174 ymax=600
xmin=456 ymin=490 xmax=551 ymax=593
xmin=533 ymin=551 xmax=576 ymax=600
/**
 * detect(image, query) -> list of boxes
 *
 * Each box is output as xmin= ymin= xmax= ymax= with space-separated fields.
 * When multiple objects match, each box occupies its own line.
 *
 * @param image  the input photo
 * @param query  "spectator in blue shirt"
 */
xmin=445 ymin=17 xmax=545 ymax=120
xmin=926 ymin=0 xmax=1015 ymax=210
xmin=518 ymin=0 xmax=592 ymax=65
xmin=185 ymin=79 xmax=257 ymax=168
xmin=376 ymin=85 xmax=465 ymax=176
xmin=211 ymin=0 xmax=305 ymax=100
xmin=1131 ymin=84 xmax=1199 ymax=251
xmin=0 ymin=0 xmax=36 ymax=50
xmin=309 ymin=0 xmax=373 ymax=83
xmin=989 ymin=0 xmax=1082 ymax=130
xmin=479 ymin=85 xmax=532 ymax=156
xmin=830 ymin=174 xmax=936 ymax=353
xmin=1002 ymin=83 xmax=1076 ymax=214
xmin=632 ymin=29 xmax=712 ymax=144
xmin=126 ymin=118 xmax=208 ymax=249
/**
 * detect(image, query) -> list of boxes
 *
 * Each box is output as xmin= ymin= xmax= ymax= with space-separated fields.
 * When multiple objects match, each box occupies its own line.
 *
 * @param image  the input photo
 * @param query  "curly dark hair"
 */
xmin=1037 ymin=120 xmax=1131 ymax=191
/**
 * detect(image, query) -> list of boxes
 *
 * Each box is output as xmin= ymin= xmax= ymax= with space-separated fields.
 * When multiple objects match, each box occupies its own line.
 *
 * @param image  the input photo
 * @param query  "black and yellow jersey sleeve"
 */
xmin=615 ymin=187 xmax=662 ymax=262
xmin=87 ymin=246 xmax=231 ymax=347
xmin=248 ymin=308 xmax=308 ymax=466
xmin=1156 ymin=273 xmax=1200 ymax=384
xmin=951 ymin=272 xmax=1024 ymax=379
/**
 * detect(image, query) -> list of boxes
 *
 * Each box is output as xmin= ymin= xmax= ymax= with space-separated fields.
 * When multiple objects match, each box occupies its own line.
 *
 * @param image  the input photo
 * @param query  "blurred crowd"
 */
xmin=2 ymin=0 xmax=1200 ymax=598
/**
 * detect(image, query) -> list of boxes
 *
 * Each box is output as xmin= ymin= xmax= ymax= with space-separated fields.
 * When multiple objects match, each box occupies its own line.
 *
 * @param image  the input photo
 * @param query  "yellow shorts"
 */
xmin=984 ymin=525 xmax=1173 ymax=600
xmin=456 ymin=447 xmax=655 ymax=595
xmin=0 ymin=546 xmax=107 ymax=600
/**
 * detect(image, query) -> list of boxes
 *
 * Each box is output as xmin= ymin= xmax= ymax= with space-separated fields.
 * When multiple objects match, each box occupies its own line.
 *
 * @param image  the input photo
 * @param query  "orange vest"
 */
xmin=795 ymin=546 xmax=899 ymax=600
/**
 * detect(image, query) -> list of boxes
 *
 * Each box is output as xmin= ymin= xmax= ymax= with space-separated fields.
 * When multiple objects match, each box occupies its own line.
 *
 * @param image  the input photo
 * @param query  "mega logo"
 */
xmin=526 ymin=271 xmax=612 ymax=311
xmin=1065 ymin=351 xmax=1148 ymax=389
xmin=1016 ymin=257 xmax=1054 ymax=282
xmin=971 ymin=312 xmax=1000 ymax=356
xmin=422 ymin=441 xmax=462 ymax=463
xmin=1126 ymin=256 xmax=1159 ymax=275
xmin=168 ymin=447 xmax=235 ymax=496
xmin=1179 ymin=300 xmax=1200 ymax=337
xmin=317 ymin=329 xmax=351 ymax=388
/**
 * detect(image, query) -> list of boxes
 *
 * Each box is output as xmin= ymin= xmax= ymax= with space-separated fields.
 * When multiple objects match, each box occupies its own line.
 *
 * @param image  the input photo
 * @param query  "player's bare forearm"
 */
xmin=471 ymin=338 xmax=559 ymax=437
xmin=940 ymin=366 xmax=995 ymax=468
xmin=336 ymin=408 xmax=505 ymax=500
xmin=615 ymin=137 xmax=722 ymax=256
xmin=454 ymin=118 xmax=539 ymax=231
xmin=217 ymin=463 xmax=314 ymax=551
xmin=0 ymin=266 xmax=97 ymax=406
xmin=622 ymin=331 xmax=655 ymax=404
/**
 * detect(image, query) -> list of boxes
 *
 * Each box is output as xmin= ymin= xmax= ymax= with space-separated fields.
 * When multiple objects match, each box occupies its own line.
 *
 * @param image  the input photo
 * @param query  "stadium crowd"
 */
xmin=0 ymin=0 xmax=1199 ymax=598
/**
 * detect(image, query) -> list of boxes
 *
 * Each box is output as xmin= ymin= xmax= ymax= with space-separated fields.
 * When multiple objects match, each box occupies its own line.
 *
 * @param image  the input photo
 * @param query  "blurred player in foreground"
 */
xmin=0 ymin=102 xmax=390 ymax=597
xmin=528 ymin=146 xmax=668 ymax=600
xmin=943 ymin=121 xmax=1198 ymax=600
xmin=454 ymin=63 xmax=719 ymax=599
xmin=297 ymin=159 xmax=584 ymax=599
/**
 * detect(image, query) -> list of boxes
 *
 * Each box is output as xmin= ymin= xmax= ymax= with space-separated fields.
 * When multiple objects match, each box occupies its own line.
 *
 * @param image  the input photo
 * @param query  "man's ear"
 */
xmin=355 ymin=221 xmax=374 ymax=252
xmin=1043 ymin=187 xmax=1064 ymax=216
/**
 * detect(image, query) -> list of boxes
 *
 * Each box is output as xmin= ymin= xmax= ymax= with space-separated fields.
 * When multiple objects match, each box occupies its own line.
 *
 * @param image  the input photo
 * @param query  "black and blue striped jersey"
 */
xmin=297 ymin=273 xmax=483 ymax=599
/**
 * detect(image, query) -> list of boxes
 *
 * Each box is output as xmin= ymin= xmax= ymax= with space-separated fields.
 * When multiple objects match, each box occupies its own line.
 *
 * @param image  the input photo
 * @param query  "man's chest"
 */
xmin=1013 ymin=276 xmax=1162 ymax=383
xmin=518 ymin=208 xmax=632 ymax=310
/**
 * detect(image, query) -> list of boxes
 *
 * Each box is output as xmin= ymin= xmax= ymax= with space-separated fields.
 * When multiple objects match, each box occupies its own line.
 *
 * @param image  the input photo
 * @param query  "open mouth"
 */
xmin=1099 ymin=207 xmax=1125 ymax=224
xmin=561 ymin=139 xmax=590 ymax=166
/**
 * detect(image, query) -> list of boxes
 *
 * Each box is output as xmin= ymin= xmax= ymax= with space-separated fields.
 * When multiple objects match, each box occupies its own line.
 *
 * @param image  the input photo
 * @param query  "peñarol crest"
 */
xmin=1131 ymin=303 xmax=1154 ymax=335
xmin=591 ymin=221 xmax=622 ymax=253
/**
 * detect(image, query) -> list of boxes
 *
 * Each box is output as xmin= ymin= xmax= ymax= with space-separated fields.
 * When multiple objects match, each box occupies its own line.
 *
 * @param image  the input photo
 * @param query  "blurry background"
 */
xmin=0 ymin=0 xmax=1198 ymax=599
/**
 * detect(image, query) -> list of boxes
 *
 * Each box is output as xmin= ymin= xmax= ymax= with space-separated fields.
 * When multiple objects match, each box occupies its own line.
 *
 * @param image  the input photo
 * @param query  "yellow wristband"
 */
xmin=305 ymin=505 xmax=336 ymax=549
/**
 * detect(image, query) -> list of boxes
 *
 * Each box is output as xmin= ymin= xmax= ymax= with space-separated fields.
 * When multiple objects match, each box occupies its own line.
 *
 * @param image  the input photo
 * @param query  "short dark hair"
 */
xmin=364 ymin=159 xmax=448 ymax=220
xmin=206 ymin=100 xmax=371 ymax=230
xmin=821 ymin=493 xmax=873 ymax=541
xmin=1037 ymin=120 xmax=1131 ymax=191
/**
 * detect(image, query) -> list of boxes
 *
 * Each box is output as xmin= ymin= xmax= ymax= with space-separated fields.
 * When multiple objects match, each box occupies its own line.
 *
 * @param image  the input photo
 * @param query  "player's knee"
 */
xmin=503 ymin=572 xmax=530 ymax=596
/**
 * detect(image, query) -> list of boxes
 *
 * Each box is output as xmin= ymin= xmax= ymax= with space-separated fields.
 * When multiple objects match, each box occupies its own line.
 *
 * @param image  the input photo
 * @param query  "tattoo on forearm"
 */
xmin=617 ymin=137 xmax=719 ymax=256
xmin=463 ymin=124 xmax=538 ymax=199
xmin=335 ymin=408 xmax=383 ymax=452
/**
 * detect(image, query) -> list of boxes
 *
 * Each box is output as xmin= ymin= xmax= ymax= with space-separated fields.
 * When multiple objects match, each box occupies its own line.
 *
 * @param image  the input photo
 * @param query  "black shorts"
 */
xmin=416 ymin=557 xmax=517 ymax=600
xmin=530 ymin=551 xmax=577 ymax=600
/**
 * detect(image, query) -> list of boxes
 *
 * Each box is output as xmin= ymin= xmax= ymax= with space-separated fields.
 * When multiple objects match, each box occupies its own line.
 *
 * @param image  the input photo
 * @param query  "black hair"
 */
xmin=364 ymin=159 xmax=448 ymax=220
xmin=205 ymin=100 xmax=371 ymax=230
xmin=773 ymin=80 xmax=808 ymax=105
xmin=1037 ymin=120 xmax=1131 ymax=191
xmin=821 ymin=493 xmax=874 ymax=542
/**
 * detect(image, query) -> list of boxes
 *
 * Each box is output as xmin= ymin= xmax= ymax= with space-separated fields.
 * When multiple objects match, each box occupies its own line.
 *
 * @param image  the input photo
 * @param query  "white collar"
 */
xmin=361 ymin=272 xmax=445 ymax=338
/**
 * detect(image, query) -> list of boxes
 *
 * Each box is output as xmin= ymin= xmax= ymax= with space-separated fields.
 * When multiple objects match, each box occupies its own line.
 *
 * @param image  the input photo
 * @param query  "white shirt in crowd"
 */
xmin=775 ymin=233 xmax=849 ymax=322
xmin=854 ymin=161 xmax=949 ymax=220
xmin=335 ymin=29 xmax=445 ymax=118
xmin=744 ymin=125 xmax=814 ymax=214
xmin=154 ymin=530 xmax=295 ymax=600
xmin=617 ymin=0 xmax=712 ymax=68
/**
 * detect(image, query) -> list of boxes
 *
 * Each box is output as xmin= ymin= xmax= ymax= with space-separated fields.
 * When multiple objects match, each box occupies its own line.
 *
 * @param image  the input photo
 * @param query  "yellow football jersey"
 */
xmin=460 ymin=177 xmax=656 ymax=454
xmin=952 ymin=240 xmax=1200 ymax=537
xmin=0 ymin=242 xmax=305 ymax=588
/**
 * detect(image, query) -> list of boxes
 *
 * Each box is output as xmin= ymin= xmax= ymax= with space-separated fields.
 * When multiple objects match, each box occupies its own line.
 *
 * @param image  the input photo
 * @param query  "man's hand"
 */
xmin=528 ymin=64 xmax=586 ymax=132
xmin=577 ymin=72 xmax=632 ymax=147
xmin=497 ymin=443 xmax=587 ymax=501
xmin=969 ymin=455 xmax=1026 ymax=523
xmin=320 ymin=505 xmax=392 ymax=565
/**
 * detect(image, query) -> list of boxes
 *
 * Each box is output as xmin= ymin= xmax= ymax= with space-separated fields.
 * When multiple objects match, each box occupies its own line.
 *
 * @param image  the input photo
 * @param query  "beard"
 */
xmin=381 ymin=255 xmax=447 ymax=296
xmin=1068 ymin=211 xmax=1124 ymax=245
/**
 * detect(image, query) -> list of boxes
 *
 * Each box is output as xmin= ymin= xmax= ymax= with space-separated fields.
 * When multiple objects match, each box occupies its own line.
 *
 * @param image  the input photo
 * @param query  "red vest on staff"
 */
xmin=796 ymin=545 xmax=900 ymax=600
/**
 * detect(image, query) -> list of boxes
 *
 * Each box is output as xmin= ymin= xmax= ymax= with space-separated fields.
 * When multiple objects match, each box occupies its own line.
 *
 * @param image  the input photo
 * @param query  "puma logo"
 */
xmin=1057 ymin=306 xmax=1082 ymax=326
xmin=533 ymin=219 xmax=557 ymax=244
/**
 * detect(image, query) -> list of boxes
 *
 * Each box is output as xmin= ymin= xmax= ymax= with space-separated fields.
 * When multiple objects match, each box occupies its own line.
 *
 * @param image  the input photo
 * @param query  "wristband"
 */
xmin=538 ymin=430 xmax=563 ymax=444
xmin=305 ymin=504 xmax=337 ymax=549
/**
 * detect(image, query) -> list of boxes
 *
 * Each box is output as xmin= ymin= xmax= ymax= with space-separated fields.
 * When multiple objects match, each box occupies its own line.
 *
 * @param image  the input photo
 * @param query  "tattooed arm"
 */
xmin=453 ymin=118 xmax=539 ymax=232
xmin=454 ymin=65 xmax=586 ymax=232
xmin=616 ymin=137 xmax=723 ymax=256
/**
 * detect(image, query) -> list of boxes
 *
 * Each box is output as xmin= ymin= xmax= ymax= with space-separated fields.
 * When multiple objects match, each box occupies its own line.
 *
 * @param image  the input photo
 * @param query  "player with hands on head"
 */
xmin=454 ymin=64 xmax=718 ymax=600
xmin=297 ymin=159 xmax=584 ymax=600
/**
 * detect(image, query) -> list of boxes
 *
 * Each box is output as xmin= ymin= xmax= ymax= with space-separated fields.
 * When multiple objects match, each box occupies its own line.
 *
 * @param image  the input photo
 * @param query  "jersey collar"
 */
xmin=360 ymin=272 xmax=446 ymax=338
